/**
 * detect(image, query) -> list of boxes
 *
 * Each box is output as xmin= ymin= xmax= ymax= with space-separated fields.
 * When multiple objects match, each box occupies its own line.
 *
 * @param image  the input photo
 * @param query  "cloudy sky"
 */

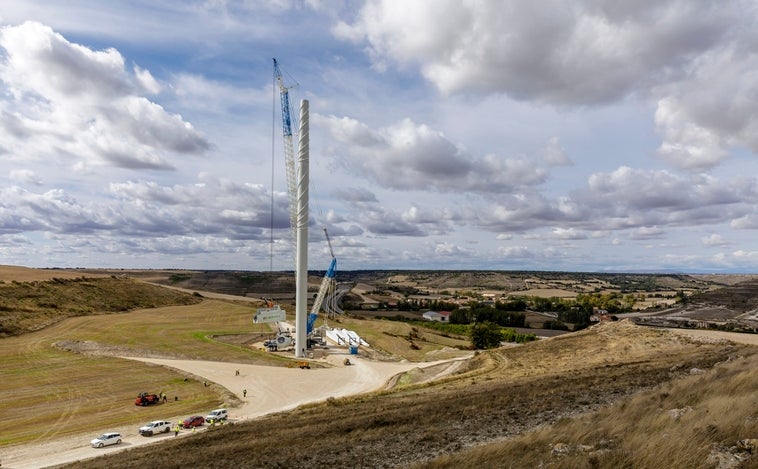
xmin=1 ymin=1 xmax=757 ymax=273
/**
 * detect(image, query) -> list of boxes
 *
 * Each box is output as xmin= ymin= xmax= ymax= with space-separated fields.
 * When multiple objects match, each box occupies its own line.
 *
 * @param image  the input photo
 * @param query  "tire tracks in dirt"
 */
xmin=14 ymin=328 xmax=83 ymax=444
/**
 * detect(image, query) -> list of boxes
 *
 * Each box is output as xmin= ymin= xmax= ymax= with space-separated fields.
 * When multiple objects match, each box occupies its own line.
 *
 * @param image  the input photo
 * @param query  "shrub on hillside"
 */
xmin=470 ymin=321 xmax=503 ymax=349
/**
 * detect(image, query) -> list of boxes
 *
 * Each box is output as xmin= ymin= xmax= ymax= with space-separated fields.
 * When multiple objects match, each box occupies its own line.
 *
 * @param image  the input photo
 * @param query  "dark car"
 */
xmin=182 ymin=415 xmax=205 ymax=428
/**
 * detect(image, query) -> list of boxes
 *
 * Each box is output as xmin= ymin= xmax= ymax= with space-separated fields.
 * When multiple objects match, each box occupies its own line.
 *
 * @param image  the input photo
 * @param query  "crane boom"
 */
xmin=273 ymin=58 xmax=298 ymax=245
xmin=325 ymin=226 xmax=335 ymax=259
xmin=307 ymin=227 xmax=337 ymax=334
xmin=272 ymin=61 xmax=343 ymax=341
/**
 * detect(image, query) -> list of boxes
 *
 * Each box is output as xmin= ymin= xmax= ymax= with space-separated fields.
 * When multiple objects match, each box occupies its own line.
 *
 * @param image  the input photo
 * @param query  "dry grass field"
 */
xmin=0 ymin=267 xmax=470 ymax=451
xmin=0 ymin=265 xmax=108 ymax=282
xmin=63 ymin=321 xmax=757 ymax=469
xmin=1 ymin=266 xmax=756 ymax=468
xmin=0 ymin=298 xmax=274 ymax=446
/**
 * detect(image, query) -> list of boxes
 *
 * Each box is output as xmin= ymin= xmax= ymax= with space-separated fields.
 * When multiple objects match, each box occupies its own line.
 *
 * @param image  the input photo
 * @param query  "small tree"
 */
xmin=674 ymin=290 xmax=688 ymax=304
xmin=470 ymin=321 xmax=503 ymax=349
xmin=450 ymin=308 xmax=471 ymax=324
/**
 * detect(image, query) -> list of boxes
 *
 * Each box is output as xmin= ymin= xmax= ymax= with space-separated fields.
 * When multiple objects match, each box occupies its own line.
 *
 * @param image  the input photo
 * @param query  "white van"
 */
xmin=205 ymin=409 xmax=227 ymax=422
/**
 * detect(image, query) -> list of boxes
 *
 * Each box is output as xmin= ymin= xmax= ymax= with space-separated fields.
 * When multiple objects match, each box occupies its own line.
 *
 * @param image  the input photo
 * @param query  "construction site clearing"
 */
xmin=1 ymin=344 xmax=471 ymax=469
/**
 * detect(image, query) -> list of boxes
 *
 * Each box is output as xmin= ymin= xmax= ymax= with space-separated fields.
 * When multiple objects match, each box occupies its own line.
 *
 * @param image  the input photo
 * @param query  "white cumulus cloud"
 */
xmin=0 ymin=21 xmax=209 ymax=171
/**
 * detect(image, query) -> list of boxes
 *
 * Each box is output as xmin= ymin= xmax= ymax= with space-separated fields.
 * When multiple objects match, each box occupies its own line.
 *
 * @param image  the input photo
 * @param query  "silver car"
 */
xmin=90 ymin=432 xmax=122 ymax=448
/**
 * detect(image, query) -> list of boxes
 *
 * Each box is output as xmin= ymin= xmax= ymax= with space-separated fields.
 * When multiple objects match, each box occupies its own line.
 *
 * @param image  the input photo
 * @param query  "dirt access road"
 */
xmin=1 ymin=351 xmax=468 ymax=469
xmin=668 ymin=327 xmax=758 ymax=345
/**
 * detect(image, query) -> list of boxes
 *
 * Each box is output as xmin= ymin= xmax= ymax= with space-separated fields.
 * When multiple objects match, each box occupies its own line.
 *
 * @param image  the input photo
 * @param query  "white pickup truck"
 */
xmin=138 ymin=420 xmax=172 ymax=436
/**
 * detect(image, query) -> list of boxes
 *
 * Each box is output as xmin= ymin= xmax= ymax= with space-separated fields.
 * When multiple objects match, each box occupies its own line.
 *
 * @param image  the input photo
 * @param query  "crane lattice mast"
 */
xmin=273 ymin=58 xmax=298 ymax=248
xmin=307 ymin=227 xmax=337 ymax=334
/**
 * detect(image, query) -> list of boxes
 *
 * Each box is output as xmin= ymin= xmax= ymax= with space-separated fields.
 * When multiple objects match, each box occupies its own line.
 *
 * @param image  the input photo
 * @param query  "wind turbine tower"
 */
xmin=294 ymin=99 xmax=309 ymax=358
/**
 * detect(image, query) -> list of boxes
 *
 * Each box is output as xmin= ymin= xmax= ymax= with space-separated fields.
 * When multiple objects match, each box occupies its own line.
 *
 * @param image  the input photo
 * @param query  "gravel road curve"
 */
xmin=0 ymin=352 xmax=463 ymax=469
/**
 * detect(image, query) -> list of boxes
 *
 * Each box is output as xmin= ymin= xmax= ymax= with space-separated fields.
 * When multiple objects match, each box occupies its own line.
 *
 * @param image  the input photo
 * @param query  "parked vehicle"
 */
xmin=287 ymin=360 xmax=311 ymax=369
xmin=182 ymin=415 xmax=205 ymax=428
xmin=135 ymin=392 xmax=161 ymax=406
xmin=138 ymin=420 xmax=171 ymax=436
xmin=204 ymin=409 xmax=227 ymax=422
xmin=90 ymin=432 xmax=122 ymax=448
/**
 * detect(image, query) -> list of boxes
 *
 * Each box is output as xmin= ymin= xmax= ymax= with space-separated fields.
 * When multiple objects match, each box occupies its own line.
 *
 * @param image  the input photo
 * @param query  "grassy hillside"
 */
xmin=420 ymin=352 xmax=758 ymax=468
xmin=0 ymin=276 xmax=202 ymax=337
xmin=64 ymin=321 xmax=757 ymax=469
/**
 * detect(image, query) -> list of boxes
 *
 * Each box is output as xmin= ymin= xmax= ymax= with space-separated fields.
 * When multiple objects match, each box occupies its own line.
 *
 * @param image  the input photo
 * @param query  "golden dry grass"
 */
xmin=0 ymin=338 xmax=218 ymax=445
xmin=0 ymin=265 xmax=104 ymax=282
xmin=0 ymin=298 xmax=279 ymax=445
xmin=419 ymin=353 xmax=758 ymax=469
xmin=65 ymin=321 xmax=756 ymax=469
xmin=0 ymin=274 xmax=202 ymax=336
xmin=2 ymin=267 xmax=756 ymax=468
xmin=0 ymin=292 xmax=467 ymax=448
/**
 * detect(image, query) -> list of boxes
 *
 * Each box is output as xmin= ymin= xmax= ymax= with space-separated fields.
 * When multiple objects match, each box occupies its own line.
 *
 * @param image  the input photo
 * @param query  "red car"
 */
xmin=182 ymin=415 xmax=205 ymax=428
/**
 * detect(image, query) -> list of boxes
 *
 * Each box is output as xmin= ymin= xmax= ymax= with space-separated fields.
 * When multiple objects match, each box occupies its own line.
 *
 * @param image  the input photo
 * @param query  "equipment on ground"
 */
xmin=263 ymin=323 xmax=295 ymax=351
xmin=287 ymin=360 xmax=311 ymax=369
xmin=134 ymin=392 xmax=161 ymax=406
xmin=264 ymin=333 xmax=294 ymax=351
xmin=307 ymin=227 xmax=337 ymax=337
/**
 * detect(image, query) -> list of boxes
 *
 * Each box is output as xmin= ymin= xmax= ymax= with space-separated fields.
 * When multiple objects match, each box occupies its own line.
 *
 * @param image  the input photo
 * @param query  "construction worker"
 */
xmin=174 ymin=425 xmax=180 ymax=436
